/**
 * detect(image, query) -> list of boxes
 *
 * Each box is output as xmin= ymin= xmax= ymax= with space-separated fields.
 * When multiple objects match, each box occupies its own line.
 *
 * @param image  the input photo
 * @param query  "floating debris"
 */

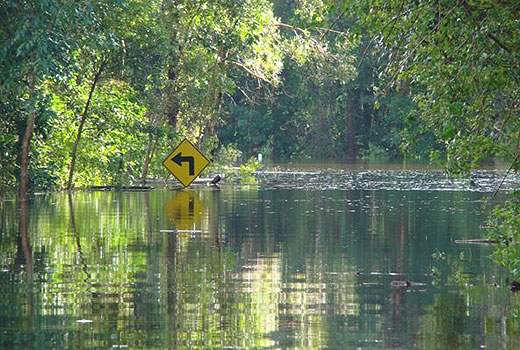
xmin=391 ymin=280 xmax=411 ymax=288
xmin=76 ymin=319 xmax=93 ymax=323
xmin=455 ymin=238 xmax=500 ymax=245
xmin=210 ymin=174 xmax=222 ymax=186
xmin=391 ymin=280 xmax=427 ymax=288
xmin=159 ymin=229 xmax=204 ymax=233
xmin=89 ymin=186 xmax=153 ymax=191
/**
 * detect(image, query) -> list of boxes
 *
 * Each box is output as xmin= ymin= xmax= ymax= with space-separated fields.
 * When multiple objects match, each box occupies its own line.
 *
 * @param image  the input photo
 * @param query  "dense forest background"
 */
xmin=1 ymin=0 xmax=519 ymax=193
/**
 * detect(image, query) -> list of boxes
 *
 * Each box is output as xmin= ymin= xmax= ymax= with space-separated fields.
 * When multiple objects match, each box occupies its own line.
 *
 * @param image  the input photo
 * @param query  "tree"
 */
xmin=354 ymin=0 xmax=520 ymax=278
xmin=42 ymin=78 xmax=148 ymax=188
xmin=219 ymin=0 xmax=432 ymax=161
xmin=65 ymin=0 xmax=165 ymax=190
xmin=0 ymin=1 xmax=100 ymax=197
xmin=358 ymin=0 xmax=520 ymax=173
xmin=218 ymin=0 xmax=361 ymax=160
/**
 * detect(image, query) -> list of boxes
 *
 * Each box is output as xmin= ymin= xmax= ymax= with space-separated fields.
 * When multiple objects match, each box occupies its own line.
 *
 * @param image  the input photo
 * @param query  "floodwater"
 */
xmin=2 ymin=167 xmax=520 ymax=349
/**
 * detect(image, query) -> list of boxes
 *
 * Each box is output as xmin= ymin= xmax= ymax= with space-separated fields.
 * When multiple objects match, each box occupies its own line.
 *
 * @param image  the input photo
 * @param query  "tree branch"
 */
xmin=493 ymin=148 xmax=520 ymax=197
xmin=318 ymin=8 xmax=348 ymax=41
xmin=378 ymin=4 xmax=457 ymax=96
xmin=230 ymin=60 xmax=277 ymax=86
xmin=358 ymin=1 xmax=430 ymax=66
xmin=275 ymin=22 xmax=308 ymax=36
xmin=460 ymin=0 xmax=512 ymax=55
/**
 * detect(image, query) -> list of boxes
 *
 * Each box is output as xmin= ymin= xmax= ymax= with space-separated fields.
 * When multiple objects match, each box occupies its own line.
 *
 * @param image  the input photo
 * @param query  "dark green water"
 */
xmin=1 ymin=170 xmax=520 ymax=349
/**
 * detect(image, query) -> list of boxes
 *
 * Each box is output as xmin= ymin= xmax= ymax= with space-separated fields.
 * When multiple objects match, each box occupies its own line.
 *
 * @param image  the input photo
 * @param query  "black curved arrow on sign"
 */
xmin=172 ymin=152 xmax=195 ymax=175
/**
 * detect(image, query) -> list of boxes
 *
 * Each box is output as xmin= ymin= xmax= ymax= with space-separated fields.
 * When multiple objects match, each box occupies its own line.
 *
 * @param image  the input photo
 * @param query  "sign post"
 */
xmin=162 ymin=138 xmax=210 ymax=187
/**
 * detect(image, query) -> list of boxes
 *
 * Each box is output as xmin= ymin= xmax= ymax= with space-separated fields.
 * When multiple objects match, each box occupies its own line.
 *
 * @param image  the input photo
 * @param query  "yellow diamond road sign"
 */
xmin=162 ymin=139 xmax=210 ymax=187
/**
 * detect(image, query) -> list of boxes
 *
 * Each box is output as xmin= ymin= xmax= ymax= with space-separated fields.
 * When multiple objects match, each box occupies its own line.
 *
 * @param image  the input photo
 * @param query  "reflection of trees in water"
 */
xmin=68 ymin=193 xmax=90 ymax=280
xmin=19 ymin=198 xmax=34 ymax=348
xmin=19 ymin=199 xmax=33 ymax=276
xmin=419 ymin=293 xmax=468 ymax=350
xmin=2 ymin=188 xmax=520 ymax=349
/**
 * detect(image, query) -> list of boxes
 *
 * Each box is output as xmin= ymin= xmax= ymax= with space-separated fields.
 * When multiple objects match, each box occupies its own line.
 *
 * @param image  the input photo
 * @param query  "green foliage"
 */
xmin=488 ymin=194 xmax=520 ymax=279
xmin=240 ymin=157 xmax=261 ymax=174
xmin=213 ymin=143 xmax=243 ymax=167
xmin=216 ymin=0 xmax=442 ymax=161
xmin=360 ymin=143 xmax=388 ymax=160
xmin=0 ymin=102 xmax=21 ymax=190
xmin=0 ymin=0 xmax=516 ymax=193
xmin=360 ymin=0 xmax=520 ymax=174
xmin=0 ymin=0 xmax=96 ymax=191
xmin=218 ymin=105 xmax=274 ymax=158
xmin=41 ymin=78 xmax=148 ymax=188
xmin=161 ymin=0 xmax=285 ymax=137
xmin=1 ymin=0 xmax=415 ymax=190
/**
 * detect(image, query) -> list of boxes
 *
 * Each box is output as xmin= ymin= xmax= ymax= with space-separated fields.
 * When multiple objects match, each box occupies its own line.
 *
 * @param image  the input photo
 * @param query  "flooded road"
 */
xmin=1 ymin=168 xmax=520 ymax=349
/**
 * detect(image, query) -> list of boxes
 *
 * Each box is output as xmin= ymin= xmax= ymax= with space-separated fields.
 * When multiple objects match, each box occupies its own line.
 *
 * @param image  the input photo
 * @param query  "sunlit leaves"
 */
xmin=41 ymin=77 xmax=148 ymax=188
xmin=489 ymin=195 xmax=520 ymax=279
xmin=362 ymin=0 xmax=520 ymax=173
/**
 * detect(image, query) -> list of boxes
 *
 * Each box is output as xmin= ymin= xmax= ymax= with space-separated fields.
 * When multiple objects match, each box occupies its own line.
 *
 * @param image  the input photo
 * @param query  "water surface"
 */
xmin=1 ymin=169 xmax=520 ymax=349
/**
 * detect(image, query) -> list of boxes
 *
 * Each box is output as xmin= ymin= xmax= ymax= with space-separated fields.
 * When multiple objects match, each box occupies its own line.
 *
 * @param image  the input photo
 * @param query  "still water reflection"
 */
xmin=1 ymin=170 xmax=520 ymax=349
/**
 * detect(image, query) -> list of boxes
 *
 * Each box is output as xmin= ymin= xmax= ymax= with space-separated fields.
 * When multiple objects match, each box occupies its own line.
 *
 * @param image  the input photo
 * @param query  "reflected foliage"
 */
xmin=1 ymin=183 xmax=520 ymax=349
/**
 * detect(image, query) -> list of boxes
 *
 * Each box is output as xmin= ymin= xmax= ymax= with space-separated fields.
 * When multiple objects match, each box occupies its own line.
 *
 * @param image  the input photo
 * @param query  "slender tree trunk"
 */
xmin=164 ymin=6 xmax=182 ymax=127
xmin=346 ymin=96 xmax=356 ymax=159
xmin=166 ymin=63 xmax=180 ymax=127
xmin=202 ymin=60 xmax=223 ymax=148
xmin=140 ymin=134 xmax=156 ymax=185
xmin=66 ymin=58 xmax=107 ymax=191
xmin=19 ymin=73 xmax=36 ymax=201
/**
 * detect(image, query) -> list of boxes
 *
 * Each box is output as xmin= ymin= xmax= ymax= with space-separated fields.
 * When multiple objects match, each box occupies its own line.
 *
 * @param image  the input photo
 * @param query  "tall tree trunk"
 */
xmin=19 ymin=72 xmax=36 ymax=201
xmin=140 ymin=112 xmax=162 ymax=184
xmin=202 ymin=52 xmax=226 ymax=143
xmin=140 ymin=134 xmax=157 ymax=185
xmin=205 ymin=89 xmax=222 ymax=139
xmin=66 ymin=58 xmax=107 ymax=191
xmin=164 ymin=6 xmax=182 ymax=127
xmin=166 ymin=63 xmax=180 ymax=127
xmin=346 ymin=96 xmax=356 ymax=159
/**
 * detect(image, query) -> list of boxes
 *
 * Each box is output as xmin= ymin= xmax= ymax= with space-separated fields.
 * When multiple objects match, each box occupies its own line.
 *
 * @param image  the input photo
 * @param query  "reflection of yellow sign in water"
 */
xmin=165 ymin=190 xmax=205 ymax=231
xmin=162 ymin=139 xmax=210 ymax=187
